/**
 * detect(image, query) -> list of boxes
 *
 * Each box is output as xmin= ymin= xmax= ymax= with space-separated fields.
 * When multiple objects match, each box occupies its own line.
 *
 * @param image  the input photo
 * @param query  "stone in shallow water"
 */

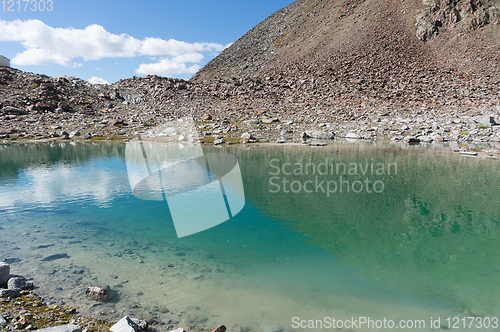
xmin=85 ymin=285 xmax=110 ymax=301
xmin=7 ymin=276 xmax=34 ymax=290
xmin=0 ymin=262 xmax=9 ymax=285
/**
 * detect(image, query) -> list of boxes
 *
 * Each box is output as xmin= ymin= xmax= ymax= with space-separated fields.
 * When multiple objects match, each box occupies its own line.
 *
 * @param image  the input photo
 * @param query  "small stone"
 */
xmin=0 ymin=262 xmax=9 ymax=285
xmin=202 ymin=114 xmax=213 ymax=121
xmin=0 ymin=313 xmax=6 ymax=327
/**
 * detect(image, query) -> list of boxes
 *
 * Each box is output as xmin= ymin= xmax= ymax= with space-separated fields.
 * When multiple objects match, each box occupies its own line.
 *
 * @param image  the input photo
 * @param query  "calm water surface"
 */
xmin=0 ymin=142 xmax=498 ymax=331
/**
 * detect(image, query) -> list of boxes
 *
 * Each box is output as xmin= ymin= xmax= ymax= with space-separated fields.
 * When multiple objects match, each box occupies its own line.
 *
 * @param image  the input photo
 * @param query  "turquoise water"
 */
xmin=0 ymin=142 xmax=499 ymax=331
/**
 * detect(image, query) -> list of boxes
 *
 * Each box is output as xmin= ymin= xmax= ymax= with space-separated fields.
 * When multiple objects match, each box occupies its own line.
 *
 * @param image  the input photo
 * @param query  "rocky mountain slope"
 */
xmin=1 ymin=0 xmax=499 ymax=150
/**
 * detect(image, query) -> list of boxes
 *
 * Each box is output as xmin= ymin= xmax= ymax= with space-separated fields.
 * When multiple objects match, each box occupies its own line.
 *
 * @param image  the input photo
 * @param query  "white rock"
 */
xmin=110 ymin=316 xmax=147 ymax=332
xmin=37 ymin=325 xmax=81 ymax=332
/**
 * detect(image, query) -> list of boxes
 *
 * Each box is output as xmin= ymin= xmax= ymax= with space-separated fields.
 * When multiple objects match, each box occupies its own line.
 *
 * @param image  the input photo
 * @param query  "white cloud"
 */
xmin=88 ymin=76 xmax=109 ymax=84
xmin=0 ymin=19 xmax=226 ymax=76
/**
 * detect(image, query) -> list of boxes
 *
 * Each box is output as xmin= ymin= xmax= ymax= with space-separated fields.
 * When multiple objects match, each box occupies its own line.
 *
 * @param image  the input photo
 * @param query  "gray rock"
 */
xmin=0 ymin=289 xmax=20 ymax=298
xmin=2 ymin=106 xmax=27 ymax=115
xmin=0 ymin=262 xmax=9 ymax=285
xmin=303 ymin=130 xmax=335 ymax=139
xmin=280 ymin=130 xmax=293 ymax=136
xmin=213 ymin=139 xmax=224 ymax=145
xmin=0 ymin=313 xmax=6 ymax=328
xmin=37 ymin=324 xmax=82 ymax=332
xmin=167 ymin=329 xmax=186 ymax=332
xmin=69 ymin=131 xmax=81 ymax=138
xmin=8 ymin=276 xmax=34 ymax=290
xmin=476 ymin=115 xmax=498 ymax=127
xmin=110 ymin=316 xmax=148 ymax=332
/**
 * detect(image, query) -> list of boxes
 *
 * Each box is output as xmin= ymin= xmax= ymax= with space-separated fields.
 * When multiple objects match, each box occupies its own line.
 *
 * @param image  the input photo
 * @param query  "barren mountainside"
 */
xmin=192 ymin=0 xmax=500 ymax=83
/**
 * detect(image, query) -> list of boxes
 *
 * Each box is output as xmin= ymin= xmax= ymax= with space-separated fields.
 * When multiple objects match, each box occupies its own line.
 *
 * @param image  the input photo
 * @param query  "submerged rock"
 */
xmin=0 ymin=262 xmax=9 ymax=285
xmin=41 ymin=253 xmax=69 ymax=261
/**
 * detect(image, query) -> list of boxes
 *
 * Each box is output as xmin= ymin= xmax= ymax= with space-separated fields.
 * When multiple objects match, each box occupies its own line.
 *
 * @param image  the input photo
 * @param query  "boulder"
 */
xmin=7 ymin=276 xmax=34 ymax=290
xmin=0 ymin=262 xmax=9 ymax=285
xmin=167 ymin=329 xmax=186 ymax=332
xmin=37 ymin=324 xmax=82 ymax=332
xmin=2 ymin=106 xmax=27 ymax=115
xmin=302 ymin=130 xmax=335 ymax=139
xmin=0 ymin=313 xmax=6 ymax=328
xmin=202 ymin=114 xmax=213 ymax=121
xmin=110 ymin=316 xmax=148 ymax=332
xmin=35 ymin=102 xmax=55 ymax=112
xmin=475 ymin=115 xmax=498 ymax=127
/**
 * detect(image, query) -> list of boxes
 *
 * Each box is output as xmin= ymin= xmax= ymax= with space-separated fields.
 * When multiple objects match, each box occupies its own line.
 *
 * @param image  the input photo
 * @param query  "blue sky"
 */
xmin=0 ymin=0 xmax=293 ymax=83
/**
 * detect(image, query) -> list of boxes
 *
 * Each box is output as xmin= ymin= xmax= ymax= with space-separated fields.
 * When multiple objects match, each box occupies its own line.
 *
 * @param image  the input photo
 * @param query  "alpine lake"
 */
xmin=0 ymin=141 xmax=499 ymax=332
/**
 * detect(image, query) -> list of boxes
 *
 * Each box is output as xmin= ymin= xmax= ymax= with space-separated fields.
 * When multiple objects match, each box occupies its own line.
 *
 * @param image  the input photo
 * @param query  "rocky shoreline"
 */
xmin=1 ymin=261 xmax=229 ymax=332
xmin=0 ymin=67 xmax=499 ymax=158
